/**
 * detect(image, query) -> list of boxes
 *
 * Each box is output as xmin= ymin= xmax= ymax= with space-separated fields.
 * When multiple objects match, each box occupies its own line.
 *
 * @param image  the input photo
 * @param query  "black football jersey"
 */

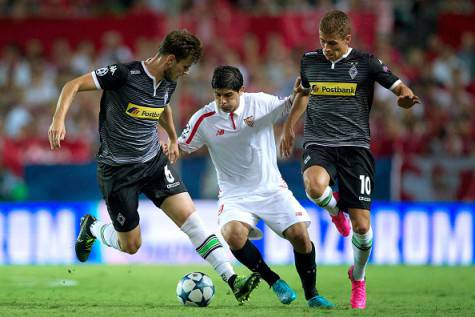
xmin=91 ymin=61 xmax=177 ymax=165
xmin=300 ymin=48 xmax=400 ymax=149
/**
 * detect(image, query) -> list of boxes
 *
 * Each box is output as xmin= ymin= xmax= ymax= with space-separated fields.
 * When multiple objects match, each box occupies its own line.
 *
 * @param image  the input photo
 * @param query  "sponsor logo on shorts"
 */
xmin=295 ymin=211 xmax=303 ymax=216
xmin=126 ymin=102 xmax=165 ymax=120
xmin=166 ymin=181 xmax=181 ymax=189
xmin=359 ymin=196 xmax=371 ymax=202
xmin=309 ymin=82 xmax=357 ymax=96
xmin=304 ymin=155 xmax=311 ymax=164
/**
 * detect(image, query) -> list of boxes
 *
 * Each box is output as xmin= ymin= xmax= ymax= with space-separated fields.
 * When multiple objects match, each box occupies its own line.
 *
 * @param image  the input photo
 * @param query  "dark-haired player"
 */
xmin=172 ymin=65 xmax=334 ymax=309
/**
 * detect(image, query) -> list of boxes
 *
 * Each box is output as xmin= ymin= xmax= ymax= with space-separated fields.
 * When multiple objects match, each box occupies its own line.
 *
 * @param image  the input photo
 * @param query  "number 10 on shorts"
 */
xmin=359 ymin=175 xmax=371 ymax=195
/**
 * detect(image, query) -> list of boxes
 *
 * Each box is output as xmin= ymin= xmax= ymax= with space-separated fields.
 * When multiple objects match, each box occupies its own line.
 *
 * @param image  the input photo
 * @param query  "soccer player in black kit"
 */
xmin=280 ymin=11 xmax=420 ymax=309
xmin=48 ymin=30 xmax=259 ymax=303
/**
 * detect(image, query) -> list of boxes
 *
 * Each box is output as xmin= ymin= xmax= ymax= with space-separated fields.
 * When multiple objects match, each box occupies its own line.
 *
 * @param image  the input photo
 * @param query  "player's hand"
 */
xmin=166 ymin=140 xmax=180 ymax=164
xmin=279 ymin=124 xmax=295 ymax=158
xmin=48 ymin=119 xmax=66 ymax=150
xmin=397 ymin=94 xmax=420 ymax=109
xmin=162 ymin=143 xmax=169 ymax=155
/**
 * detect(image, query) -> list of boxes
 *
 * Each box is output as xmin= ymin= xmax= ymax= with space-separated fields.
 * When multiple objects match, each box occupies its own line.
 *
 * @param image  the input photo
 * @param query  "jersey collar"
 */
xmin=214 ymin=94 xmax=245 ymax=118
xmin=141 ymin=61 xmax=162 ymax=91
xmin=324 ymin=47 xmax=353 ymax=63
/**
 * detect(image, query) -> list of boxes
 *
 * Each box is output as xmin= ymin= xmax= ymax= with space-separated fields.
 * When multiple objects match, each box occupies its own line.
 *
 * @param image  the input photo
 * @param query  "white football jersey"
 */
xmin=178 ymin=92 xmax=292 ymax=199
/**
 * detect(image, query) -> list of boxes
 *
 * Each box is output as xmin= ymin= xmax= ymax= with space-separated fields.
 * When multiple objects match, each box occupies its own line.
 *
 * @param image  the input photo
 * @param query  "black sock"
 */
xmin=227 ymin=274 xmax=237 ymax=288
xmin=294 ymin=242 xmax=318 ymax=300
xmin=231 ymin=239 xmax=280 ymax=286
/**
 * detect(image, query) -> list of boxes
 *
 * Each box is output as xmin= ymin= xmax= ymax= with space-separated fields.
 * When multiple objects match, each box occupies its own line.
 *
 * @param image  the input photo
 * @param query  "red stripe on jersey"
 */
xmin=230 ymin=112 xmax=236 ymax=129
xmin=185 ymin=111 xmax=216 ymax=144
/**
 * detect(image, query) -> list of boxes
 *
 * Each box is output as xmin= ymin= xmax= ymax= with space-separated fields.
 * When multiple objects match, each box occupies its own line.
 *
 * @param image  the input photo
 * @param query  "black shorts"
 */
xmin=97 ymin=151 xmax=187 ymax=232
xmin=302 ymin=145 xmax=375 ymax=210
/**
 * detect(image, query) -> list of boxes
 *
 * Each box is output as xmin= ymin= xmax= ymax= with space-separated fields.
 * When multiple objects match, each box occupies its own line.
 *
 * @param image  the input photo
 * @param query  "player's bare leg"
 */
xmin=284 ymin=223 xmax=334 ymax=309
xmin=304 ymin=166 xmax=350 ymax=236
xmin=347 ymin=208 xmax=372 ymax=309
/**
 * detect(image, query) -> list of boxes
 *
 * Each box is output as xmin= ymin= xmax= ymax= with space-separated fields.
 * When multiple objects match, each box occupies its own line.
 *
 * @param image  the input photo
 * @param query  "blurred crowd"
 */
xmin=0 ymin=0 xmax=474 ymax=201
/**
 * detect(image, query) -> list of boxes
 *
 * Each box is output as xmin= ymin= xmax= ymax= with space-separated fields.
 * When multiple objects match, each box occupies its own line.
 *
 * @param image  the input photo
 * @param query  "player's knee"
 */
xmin=221 ymin=224 xmax=247 ymax=250
xmin=121 ymin=240 xmax=142 ymax=254
xmin=352 ymin=223 xmax=370 ymax=235
xmin=304 ymin=181 xmax=326 ymax=198
xmin=284 ymin=225 xmax=312 ymax=252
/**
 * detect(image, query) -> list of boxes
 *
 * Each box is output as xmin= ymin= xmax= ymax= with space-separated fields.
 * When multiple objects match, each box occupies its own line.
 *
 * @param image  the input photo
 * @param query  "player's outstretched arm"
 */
xmin=279 ymin=79 xmax=309 ymax=158
xmin=48 ymin=73 xmax=97 ymax=150
xmin=393 ymin=82 xmax=420 ymax=109
xmin=158 ymin=105 xmax=180 ymax=164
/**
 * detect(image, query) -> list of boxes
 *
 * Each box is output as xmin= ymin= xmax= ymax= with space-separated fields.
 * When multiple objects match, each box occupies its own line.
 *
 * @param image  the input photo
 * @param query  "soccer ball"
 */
xmin=176 ymin=272 xmax=215 ymax=307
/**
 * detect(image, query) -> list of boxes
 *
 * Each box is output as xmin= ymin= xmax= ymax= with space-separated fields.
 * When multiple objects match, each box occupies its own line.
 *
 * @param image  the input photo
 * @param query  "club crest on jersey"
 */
xmin=244 ymin=116 xmax=255 ymax=127
xmin=126 ymin=102 xmax=165 ymax=120
xmin=349 ymin=64 xmax=358 ymax=79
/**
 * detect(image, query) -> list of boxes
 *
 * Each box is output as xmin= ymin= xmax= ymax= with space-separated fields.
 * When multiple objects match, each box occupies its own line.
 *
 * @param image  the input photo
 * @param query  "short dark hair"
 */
xmin=319 ymin=10 xmax=351 ymax=38
xmin=211 ymin=66 xmax=243 ymax=91
xmin=158 ymin=29 xmax=202 ymax=63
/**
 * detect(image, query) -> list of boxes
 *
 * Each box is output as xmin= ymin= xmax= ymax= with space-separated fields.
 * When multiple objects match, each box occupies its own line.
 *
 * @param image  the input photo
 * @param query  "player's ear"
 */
xmin=345 ymin=34 xmax=351 ymax=45
xmin=238 ymin=87 xmax=245 ymax=95
xmin=166 ymin=54 xmax=176 ymax=66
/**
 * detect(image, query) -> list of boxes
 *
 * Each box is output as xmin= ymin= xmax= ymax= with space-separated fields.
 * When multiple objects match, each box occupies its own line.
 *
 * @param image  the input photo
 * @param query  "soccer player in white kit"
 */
xmin=174 ymin=66 xmax=334 ymax=308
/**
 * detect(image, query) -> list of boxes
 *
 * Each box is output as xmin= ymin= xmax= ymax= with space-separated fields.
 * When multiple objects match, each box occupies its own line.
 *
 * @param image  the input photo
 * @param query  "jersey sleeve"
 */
xmin=368 ymin=55 xmax=401 ymax=91
xmin=91 ymin=64 xmax=129 ymax=90
xmin=258 ymin=92 xmax=293 ymax=124
xmin=300 ymin=56 xmax=311 ymax=89
xmin=178 ymin=109 xmax=209 ymax=153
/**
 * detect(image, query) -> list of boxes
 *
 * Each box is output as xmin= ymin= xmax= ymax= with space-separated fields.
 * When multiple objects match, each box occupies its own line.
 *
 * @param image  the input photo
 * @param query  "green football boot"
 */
xmin=231 ymin=273 xmax=261 ymax=303
xmin=75 ymin=214 xmax=97 ymax=262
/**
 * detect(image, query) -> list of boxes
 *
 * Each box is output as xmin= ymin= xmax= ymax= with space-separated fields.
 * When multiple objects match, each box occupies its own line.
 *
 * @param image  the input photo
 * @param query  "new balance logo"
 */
xmin=216 ymin=129 xmax=224 ymax=136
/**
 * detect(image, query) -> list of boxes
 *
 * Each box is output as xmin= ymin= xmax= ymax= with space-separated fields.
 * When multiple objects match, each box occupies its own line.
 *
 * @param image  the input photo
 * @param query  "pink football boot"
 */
xmin=348 ymin=265 xmax=366 ymax=309
xmin=331 ymin=211 xmax=351 ymax=237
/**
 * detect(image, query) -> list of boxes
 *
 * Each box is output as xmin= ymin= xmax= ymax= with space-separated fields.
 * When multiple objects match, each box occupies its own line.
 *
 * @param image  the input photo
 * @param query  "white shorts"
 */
xmin=217 ymin=188 xmax=310 ymax=239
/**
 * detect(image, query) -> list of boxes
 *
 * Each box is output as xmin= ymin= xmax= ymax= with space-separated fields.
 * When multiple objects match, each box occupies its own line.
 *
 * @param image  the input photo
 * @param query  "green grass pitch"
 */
xmin=0 ymin=265 xmax=473 ymax=316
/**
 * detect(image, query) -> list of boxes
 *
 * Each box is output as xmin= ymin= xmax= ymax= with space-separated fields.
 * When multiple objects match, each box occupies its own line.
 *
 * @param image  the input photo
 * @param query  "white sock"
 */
xmin=352 ymin=227 xmax=373 ymax=281
xmin=90 ymin=220 xmax=121 ymax=251
xmin=181 ymin=212 xmax=235 ymax=283
xmin=306 ymin=186 xmax=339 ymax=216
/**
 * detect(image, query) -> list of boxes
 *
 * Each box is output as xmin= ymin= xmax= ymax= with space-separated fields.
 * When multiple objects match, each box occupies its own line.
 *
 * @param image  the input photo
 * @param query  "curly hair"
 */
xmin=158 ymin=29 xmax=202 ymax=63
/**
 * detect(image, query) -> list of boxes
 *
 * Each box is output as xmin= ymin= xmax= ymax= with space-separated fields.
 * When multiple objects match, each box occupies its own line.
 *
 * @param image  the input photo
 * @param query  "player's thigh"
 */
xmin=159 ymin=192 xmax=196 ymax=227
xmin=261 ymin=189 xmax=311 ymax=238
xmin=302 ymin=145 xmax=337 ymax=193
xmin=218 ymin=200 xmax=261 ymax=240
xmin=97 ymin=163 xmax=141 ymax=233
xmin=141 ymin=152 xmax=190 ymax=226
xmin=337 ymin=147 xmax=375 ymax=211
